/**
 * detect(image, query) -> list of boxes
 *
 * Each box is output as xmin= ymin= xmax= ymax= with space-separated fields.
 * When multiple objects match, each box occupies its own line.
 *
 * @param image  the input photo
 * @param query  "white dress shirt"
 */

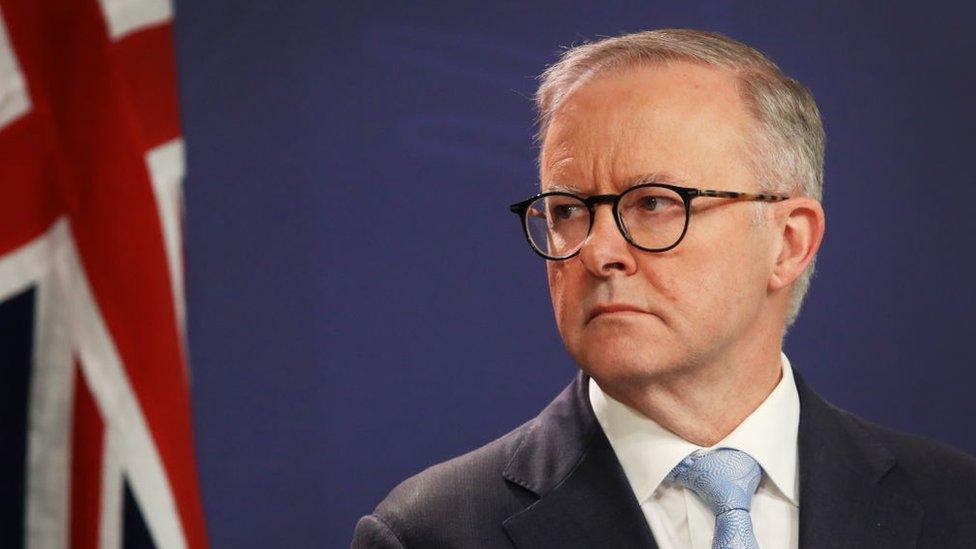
xmin=589 ymin=353 xmax=800 ymax=549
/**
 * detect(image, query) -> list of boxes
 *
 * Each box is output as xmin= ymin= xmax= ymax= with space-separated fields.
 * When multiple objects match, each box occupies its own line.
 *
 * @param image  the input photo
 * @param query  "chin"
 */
xmin=573 ymin=330 xmax=682 ymax=388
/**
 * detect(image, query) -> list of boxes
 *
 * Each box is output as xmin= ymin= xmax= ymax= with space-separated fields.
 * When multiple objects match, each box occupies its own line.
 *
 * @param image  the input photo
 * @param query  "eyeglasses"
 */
xmin=509 ymin=183 xmax=789 ymax=260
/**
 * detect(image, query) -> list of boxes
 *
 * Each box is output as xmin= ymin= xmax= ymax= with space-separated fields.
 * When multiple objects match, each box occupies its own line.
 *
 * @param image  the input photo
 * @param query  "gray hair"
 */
xmin=535 ymin=29 xmax=824 ymax=326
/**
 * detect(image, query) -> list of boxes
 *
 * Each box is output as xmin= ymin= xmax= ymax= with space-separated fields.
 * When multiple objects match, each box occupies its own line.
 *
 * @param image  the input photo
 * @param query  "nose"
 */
xmin=578 ymin=204 xmax=638 ymax=277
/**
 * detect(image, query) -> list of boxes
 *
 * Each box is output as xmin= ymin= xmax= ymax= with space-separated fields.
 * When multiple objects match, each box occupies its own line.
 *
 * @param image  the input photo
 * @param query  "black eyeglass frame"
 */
xmin=508 ymin=183 xmax=790 ymax=260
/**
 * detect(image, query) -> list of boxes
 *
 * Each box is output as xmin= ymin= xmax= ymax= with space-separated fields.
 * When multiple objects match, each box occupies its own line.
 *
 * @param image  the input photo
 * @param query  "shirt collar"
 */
xmin=589 ymin=352 xmax=800 ymax=507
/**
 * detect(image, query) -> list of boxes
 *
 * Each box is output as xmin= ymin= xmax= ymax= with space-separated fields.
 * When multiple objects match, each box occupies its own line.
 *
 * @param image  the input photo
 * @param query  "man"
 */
xmin=352 ymin=29 xmax=976 ymax=548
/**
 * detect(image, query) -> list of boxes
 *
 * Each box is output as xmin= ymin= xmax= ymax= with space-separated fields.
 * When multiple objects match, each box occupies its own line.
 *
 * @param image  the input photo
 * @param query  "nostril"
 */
xmin=604 ymin=261 xmax=626 ymax=271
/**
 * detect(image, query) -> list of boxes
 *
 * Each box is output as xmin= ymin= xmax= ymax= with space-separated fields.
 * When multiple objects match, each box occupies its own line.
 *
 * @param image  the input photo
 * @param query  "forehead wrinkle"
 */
xmin=540 ymin=131 xmax=578 ymax=176
xmin=545 ymin=154 xmax=576 ymax=177
xmin=540 ymin=155 xmax=579 ymax=193
xmin=541 ymin=99 xmax=611 ymax=189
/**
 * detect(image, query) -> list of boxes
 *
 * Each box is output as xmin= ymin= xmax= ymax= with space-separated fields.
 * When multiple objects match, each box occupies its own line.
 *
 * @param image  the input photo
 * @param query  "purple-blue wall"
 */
xmin=173 ymin=2 xmax=976 ymax=546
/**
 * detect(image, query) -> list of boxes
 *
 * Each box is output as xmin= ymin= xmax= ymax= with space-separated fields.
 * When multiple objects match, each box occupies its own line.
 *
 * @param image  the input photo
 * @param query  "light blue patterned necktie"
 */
xmin=667 ymin=448 xmax=764 ymax=549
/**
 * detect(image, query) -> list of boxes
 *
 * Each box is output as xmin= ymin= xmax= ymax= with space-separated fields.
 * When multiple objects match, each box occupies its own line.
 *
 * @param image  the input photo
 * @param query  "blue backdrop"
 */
xmin=172 ymin=2 xmax=976 ymax=546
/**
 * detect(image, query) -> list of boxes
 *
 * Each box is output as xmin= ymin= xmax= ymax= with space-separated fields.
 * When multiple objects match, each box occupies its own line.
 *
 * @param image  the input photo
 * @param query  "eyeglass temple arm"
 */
xmin=696 ymin=189 xmax=789 ymax=202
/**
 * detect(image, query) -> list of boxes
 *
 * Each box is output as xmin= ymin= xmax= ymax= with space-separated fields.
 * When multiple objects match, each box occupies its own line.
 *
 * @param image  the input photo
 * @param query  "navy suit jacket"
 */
xmin=353 ymin=370 xmax=976 ymax=548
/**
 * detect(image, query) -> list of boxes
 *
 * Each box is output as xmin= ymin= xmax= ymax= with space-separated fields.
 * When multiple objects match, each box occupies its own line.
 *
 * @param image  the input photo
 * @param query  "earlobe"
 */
xmin=769 ymin=198 xmax=825 ymax=292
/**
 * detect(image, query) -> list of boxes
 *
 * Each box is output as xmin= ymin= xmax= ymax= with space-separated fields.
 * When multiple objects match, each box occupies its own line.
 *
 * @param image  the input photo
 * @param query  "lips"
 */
xmin=586 ymin=303 xmax=650 ymax=323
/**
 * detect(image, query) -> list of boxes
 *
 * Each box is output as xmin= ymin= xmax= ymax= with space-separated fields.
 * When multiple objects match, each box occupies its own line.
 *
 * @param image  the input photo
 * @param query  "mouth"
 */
xmin=586 ymin=303 xmax=651 ymax=324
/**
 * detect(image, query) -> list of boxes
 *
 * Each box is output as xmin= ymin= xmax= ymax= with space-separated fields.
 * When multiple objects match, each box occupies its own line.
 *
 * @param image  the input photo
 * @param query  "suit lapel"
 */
xmin=501 ymin=373 xmax=658 ymax=549
xmin=795 ymin=372 xmax=923 ymax=548
xmin=500 ymin=368 xmax=926 ymax=548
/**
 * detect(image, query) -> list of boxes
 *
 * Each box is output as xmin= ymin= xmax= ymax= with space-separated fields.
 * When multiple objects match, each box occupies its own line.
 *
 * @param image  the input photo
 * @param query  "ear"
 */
xmin=769 ymin=197 xmax=825 ymax=292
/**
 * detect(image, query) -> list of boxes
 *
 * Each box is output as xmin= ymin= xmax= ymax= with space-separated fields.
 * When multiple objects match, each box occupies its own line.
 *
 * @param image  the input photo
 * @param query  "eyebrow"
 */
xmin=628 ymin=172 xmax=691 ymax=186
xmin=541 ymin=182 xmax=585 ymax=194
xmin=540 ymin=172 xmax=692 ymax=195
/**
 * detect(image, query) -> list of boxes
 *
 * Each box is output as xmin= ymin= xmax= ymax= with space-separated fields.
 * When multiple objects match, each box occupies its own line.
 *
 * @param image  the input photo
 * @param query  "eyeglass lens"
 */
xmin=524 ymin=186 xmax=686 ymax=258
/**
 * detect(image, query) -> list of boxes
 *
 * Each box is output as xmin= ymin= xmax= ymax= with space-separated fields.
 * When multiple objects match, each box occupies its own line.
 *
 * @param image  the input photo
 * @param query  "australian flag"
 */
xmin=0 ymin=0 xmax=206 ymax=547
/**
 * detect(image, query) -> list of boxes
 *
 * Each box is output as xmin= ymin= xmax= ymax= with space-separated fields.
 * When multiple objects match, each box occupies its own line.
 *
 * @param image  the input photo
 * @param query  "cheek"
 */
xmin=693 ymin=232 xmax=771 ymax=317
xmin=647 ymin=236 xmax=757 ymax=326
xmin=547 ymin=265 xmax=564 ymax=318
xmin=547 ymin=265 xmax=583 ymax=337
xmin=632 ymin=251 xmax=690 ymax=311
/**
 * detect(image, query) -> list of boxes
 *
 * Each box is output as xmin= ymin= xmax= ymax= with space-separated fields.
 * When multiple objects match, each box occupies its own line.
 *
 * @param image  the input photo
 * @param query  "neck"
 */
xmin=598 ymin=341 xmax=784 ymax=447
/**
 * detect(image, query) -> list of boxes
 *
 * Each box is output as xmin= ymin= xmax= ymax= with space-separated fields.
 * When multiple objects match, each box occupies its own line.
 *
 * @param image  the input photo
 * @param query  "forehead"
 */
xmin=539 ymin=62 xmax=755 ymax=192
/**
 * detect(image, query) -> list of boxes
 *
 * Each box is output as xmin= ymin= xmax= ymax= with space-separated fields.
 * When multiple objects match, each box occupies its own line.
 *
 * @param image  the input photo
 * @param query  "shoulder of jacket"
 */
xmin=369 ymin=418 xmax=536 ymax=541
xmin=846 ymin=410 xmax=976 ymax=496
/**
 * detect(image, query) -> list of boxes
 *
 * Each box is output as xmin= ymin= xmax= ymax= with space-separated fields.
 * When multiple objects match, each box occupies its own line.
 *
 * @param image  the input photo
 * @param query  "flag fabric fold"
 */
xmin=0 ymin=0 xmax=207 ymax=547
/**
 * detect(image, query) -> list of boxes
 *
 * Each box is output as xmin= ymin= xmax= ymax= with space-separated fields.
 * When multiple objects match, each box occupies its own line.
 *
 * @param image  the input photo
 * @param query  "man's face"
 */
xmin=541 ymin=62 xmax=779 ymax=386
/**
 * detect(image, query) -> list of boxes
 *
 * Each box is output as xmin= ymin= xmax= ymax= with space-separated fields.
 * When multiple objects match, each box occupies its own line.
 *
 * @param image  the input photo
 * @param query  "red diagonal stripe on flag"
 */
xmin=112 ymin=26 xmax=181 ymax=150
xmin=71 ymin=360 xmax=104 ymax=549
xmin=0 ymin=114 xmax=59 ymax=254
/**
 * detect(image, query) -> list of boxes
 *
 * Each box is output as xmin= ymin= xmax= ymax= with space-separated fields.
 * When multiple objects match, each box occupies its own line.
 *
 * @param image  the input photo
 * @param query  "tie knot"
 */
xmin=668 ymin=448 xmax=763 ymax=516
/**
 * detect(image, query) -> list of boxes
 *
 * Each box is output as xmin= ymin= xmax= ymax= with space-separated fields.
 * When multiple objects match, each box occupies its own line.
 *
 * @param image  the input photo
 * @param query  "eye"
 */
xmin=640 ymin=196 xmax=659 ymax=211
xmin=552 ymin=203 xmax=583 ymax=219
xmin=638 ymin=195 xmax=680 ymax=211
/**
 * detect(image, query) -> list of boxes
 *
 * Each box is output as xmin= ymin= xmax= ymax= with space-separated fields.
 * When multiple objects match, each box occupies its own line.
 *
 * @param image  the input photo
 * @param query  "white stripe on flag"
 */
xmin=0 ymin=5 xmax=31 ymax=130
xmin=147 ymin=138 xmax=188 ymax=351
xmin=59 ymin=222 xmax=187 ymax=549
xmin=24 ymin=220 xmax=73 ymax=549
xmin=0 ymin=229 xmax=55 ymax=303
xmin=97 ymin=0 xmax=173 ymax=41
xmin=99 ymin=429 xmax=123 ymax=549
